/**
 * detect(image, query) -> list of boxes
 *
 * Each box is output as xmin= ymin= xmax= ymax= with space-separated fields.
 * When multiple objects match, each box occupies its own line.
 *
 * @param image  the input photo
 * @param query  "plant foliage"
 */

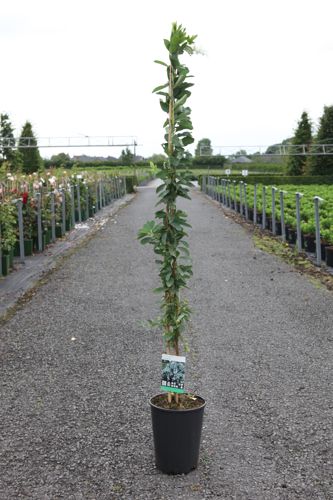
xmin=309 ymin=106 xmax=333 ymax=175
xmin=138 ymin=23 xmax=197 ymax=356
xmin=287 ymin=111 xmax=312 ymax=175
xmin=18 ymin=121 xmax=43 ymax=174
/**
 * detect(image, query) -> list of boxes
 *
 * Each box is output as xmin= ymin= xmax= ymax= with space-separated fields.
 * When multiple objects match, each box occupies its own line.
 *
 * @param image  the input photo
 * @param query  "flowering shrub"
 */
xmin=0 ymin=168 xmax=127 ymax=262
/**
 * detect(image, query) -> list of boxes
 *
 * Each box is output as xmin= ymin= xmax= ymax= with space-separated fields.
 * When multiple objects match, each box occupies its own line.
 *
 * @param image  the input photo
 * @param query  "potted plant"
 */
xmin=138 ymin=23 xmax=205 ymax=475
xmin=0 ymin=201 xmax=17 ymax=274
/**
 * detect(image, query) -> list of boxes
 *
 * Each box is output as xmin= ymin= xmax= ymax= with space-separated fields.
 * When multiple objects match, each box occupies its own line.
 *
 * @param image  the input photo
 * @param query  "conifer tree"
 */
xmin=309 ymin=106 xmax=333 ymax=175
xmin=0 ymin=113 xmax=16 ymax=164
xmin=287 ymin=111 xmax=312 ymax=175
xmin=18 ymin=121 xmax=43 ymax=174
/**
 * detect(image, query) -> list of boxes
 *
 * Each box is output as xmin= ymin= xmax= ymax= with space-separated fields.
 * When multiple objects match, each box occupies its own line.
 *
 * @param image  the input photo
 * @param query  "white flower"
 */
xmin=76 ymin=174 xmax=82 ymax=179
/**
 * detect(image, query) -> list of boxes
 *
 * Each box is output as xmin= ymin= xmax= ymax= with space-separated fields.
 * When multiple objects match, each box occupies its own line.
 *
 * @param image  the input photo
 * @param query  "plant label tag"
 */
xmin=160 ymin=354 xmax=186 ymax=394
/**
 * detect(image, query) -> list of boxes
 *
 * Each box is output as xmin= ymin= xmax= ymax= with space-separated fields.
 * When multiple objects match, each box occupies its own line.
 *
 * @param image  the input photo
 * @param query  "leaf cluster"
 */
xmin=138 ymin=23 xmax=197 ymax=352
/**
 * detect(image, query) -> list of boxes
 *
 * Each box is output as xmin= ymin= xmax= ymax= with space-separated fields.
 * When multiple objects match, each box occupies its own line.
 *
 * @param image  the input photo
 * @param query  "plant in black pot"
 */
xmin=138 ymin=23 xmax=205 ymax=475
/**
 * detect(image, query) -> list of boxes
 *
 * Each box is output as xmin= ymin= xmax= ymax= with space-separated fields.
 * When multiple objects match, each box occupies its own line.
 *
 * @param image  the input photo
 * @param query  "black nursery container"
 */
xmin=325 ymin=246 xmax=333 ymax=267
xmin=150 ymin=395 xmax=206 ymax=475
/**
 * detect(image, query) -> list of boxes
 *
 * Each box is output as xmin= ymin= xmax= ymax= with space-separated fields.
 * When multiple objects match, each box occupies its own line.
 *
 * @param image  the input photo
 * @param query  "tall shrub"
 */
xmin=138 ymin=23 xmax=196 ymax=402
xmin=0 ymin=113 xmax=16 ymax=164
xmin=287 ymin=111 xmax=312 ymax=175
xmin=18 ymin=121 xmax=43 ymax=174
xmin=309 ymin=106 xmax=333 ymax=175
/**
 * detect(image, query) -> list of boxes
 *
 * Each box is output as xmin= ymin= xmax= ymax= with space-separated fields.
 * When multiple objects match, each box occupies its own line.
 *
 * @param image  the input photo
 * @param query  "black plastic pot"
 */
xmin=150 ymin=394 xmax=205 ymax=475
xmin=304 ymin=235 xmax=316 ymax=253
xmin=325 ymin=246 xmax=333 ymax=267
xmin=286 ymin=227 xmax=296 ymax=244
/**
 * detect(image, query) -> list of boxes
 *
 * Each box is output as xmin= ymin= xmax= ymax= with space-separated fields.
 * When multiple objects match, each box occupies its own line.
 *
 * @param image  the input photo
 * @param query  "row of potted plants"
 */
xmin=0 ymin=170 xmax=127 ymax=277
xmin=203 ymin=178 xmax=333 ymax=266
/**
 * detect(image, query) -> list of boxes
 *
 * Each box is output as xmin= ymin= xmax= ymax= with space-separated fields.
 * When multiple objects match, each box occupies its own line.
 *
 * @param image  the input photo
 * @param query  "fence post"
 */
xmin=314 ymin=196 xmax=323 ymax=266
xmin=280 ymin=190 xmax=286 ymax=242
xmin=77 ymin=184 xmax=81 ymax=223
xmin=71 ymin=185 xmax=75 ymax=227
xmin=102 ymin=180 xmax=106 ymax=205
xmin=123 ymin=176 xmax=127 ymax=196
xmin=233 ymin=181 xmax=237 ymax=211
xmin=239 ymin=181 xmax=243 ymax=215
xmin=271 ymin=187 xmax=277 ymax=235
xmin=50 ymin=192 xmax=56 ymax=242
xmin=61 ymin=189 xmax=66 ymax=235
xmin=262 ymin=186 xmax=266 ymax=230
xmin=85 ymin=185 xmax=89 ymax=218
xmin=253 ymin=184 xmax=257 ymax=225
xmin=17 ymin=199 xmax=25 ymax=263
xmin=295 ymin=192 xmax=303 ymax=253
xmin=36 ymin=192 xmax=43 ymax=252
xmin=99 ymin=180 xmax=103 ymax=206
xmin=227 ymin=180 xmax=231 ymax=207
xmin=244 ymin=183 xmax=248 ymax=220
xmin=111 ymin=178 xmax=114 ymax=202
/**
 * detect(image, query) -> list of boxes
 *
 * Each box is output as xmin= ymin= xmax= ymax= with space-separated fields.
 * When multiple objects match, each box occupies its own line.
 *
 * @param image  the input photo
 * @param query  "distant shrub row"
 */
xmin=198 ymin=174 xmax=333 ymax=186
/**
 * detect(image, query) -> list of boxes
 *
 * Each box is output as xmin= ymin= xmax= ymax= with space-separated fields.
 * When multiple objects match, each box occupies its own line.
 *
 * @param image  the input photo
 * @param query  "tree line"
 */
xmin=0 ymin=115 xmax=43 ymax=173
xmin=285 ymin=106 xmax=333 ymax=176
xmin=2 ymin=106 xmax=333 ymax=175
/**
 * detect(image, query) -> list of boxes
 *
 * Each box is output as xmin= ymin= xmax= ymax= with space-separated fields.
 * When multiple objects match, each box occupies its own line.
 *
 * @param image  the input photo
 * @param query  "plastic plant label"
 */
xmin=225 ymin=169 xmax=231 ymax=176
xmin=242 ymin=169 xmax=248 ymax=177
xmin=161 ymin=354 xmax=186 ymax=394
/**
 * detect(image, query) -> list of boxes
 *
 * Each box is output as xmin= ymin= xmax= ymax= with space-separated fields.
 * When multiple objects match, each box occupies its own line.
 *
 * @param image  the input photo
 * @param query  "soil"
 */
xmin=151 ymin=393 xmax=205 ymax=410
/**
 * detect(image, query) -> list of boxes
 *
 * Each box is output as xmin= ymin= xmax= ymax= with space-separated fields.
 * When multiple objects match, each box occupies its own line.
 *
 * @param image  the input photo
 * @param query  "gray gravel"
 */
xmin=0 ymin=183 xmax=332 ymax=499
xmin=0 ymin=194 xmax=135 ymax=318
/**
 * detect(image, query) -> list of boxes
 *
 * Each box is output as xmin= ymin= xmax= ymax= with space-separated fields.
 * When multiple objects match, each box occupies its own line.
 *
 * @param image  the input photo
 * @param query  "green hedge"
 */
xmin=227 ymin=162 xmax=286 ymax=173
xmin=198 ymin=174 xmax=333 ymax=187
xmin=192 ymin=156 xmax=226 ymax=167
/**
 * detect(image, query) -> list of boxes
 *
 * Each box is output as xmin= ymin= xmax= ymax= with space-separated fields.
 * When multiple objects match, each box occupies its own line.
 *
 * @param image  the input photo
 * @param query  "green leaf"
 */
xmin=154 ymin=60 xmax=168 ymax=67
xmin=153 ymin=83 xmax=169 ymax=93
xmin=156 ymin=183 xmax=166 ymax=193
xmin=174 ymin=93 xmax=188 ymax=110
xmin=139 ymin=236 xmax=153 ymax=245
xmin=160 ymin=100 xmax=169 ymax=113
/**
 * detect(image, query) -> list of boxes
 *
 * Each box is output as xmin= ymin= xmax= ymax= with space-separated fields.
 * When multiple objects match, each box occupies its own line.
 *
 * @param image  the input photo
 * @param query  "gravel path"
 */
xmin=0 ymin=183 xmax=332 ymax=499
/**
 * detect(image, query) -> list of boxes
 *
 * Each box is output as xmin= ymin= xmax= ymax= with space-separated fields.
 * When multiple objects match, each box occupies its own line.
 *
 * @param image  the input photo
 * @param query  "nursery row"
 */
xmin=0 ymin=170 xmax=128 ymax=277
xmin=202 ymin=176 xmax=333 ymax=267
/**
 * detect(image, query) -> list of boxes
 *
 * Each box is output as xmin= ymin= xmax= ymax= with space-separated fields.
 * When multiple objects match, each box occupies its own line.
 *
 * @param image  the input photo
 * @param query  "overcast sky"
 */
xmin=1 ymin=0 xmax=333 ymax=158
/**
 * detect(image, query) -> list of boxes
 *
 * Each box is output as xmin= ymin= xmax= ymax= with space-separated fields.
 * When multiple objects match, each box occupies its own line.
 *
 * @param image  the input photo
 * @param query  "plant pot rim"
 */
xmin=150 ymin=394 xmax=206 ymax=413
